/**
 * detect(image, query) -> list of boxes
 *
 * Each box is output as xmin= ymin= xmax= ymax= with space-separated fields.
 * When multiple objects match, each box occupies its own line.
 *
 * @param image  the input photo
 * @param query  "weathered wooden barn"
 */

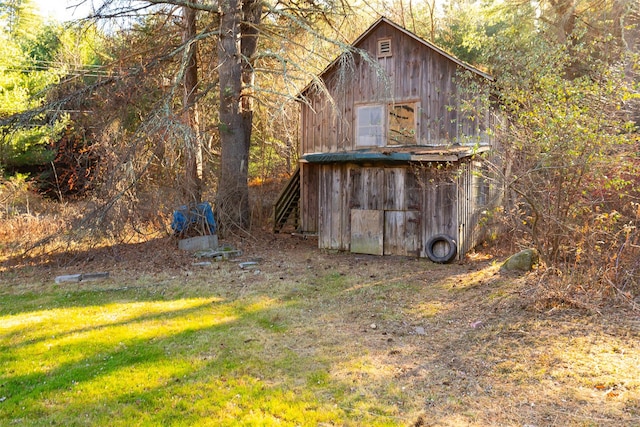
xmin=274 ymin=17 xmax=498 ymax=261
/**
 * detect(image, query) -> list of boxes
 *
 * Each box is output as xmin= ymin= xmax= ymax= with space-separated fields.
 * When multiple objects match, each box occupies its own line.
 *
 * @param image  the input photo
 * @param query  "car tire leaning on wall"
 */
xmin=426 ymin=234 xmax=457 ymax=263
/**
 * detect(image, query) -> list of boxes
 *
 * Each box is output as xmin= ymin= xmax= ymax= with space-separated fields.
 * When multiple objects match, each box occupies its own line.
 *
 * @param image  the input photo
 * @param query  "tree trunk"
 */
xmin=183 ymin=1 xmax=202 ymax=204
xmin=241 ymin=0 xmax=262 ymax=157
xmin=217 ymin=0 xmax=249 ymax=230
xmin=217 ymin=0 xmax=261 ymax=231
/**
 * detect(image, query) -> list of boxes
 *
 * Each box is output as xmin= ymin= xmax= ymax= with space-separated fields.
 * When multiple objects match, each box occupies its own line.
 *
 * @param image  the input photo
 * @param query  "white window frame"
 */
xmin=355 ymin=101 xmax=419 ymax=147
xmin=355 ymin=104 xmax=385 ymax=147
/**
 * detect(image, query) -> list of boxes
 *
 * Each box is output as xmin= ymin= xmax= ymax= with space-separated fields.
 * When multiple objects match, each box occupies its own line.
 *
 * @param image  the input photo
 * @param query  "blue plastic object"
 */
xmin=171 ymin=202 xmax=216 ymax=235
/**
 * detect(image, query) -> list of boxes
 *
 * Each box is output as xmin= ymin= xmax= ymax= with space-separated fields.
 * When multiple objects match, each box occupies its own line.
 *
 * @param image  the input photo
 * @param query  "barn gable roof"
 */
xmin=300 ymin=16 xmax=493 ymax=97
xmin=354 ymin=17 xmax=492 ymax=80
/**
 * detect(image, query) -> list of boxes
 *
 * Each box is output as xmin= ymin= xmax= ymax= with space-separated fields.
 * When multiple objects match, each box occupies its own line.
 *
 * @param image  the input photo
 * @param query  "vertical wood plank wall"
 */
xmin=300 ymin=163 xmax=319 ymax=233
xmin=299 ymin=21 xmax=493 ymax=155
xmin=457 ymin=157 xmax=500 ymax=258
xmin=315 ymin=162 xmax=485 ymax=259
xmin=417 ymin=164 xmax=458 ymax=258
xmin=456 ymin=161 xmax=473 ymax=259
xmin=318 ymin=164 xmax=350 ymax=250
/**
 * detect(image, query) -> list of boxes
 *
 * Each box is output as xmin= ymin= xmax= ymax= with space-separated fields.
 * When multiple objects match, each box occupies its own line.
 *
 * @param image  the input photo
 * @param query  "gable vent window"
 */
xmin=377 ymin=38 xmax=392 ymax=58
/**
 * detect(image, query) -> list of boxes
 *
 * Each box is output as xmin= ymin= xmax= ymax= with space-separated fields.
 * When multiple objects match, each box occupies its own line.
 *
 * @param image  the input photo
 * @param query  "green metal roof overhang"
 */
xmin=301 ymin=145 xmax=490 ymax=164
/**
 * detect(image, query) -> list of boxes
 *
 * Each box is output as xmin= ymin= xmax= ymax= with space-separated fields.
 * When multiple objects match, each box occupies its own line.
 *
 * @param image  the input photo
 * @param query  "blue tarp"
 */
xmin=171 ymin=202 xmax=216 ymax=235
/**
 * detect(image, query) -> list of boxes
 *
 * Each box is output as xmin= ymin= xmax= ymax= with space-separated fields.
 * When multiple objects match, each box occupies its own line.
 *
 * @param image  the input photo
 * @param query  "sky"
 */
xmin=33 ymin=0 xmax=93 ymax=22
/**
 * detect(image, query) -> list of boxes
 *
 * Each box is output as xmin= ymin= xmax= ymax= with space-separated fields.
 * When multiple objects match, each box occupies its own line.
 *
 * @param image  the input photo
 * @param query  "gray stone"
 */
xmin=500 ymin=248 xmax=539 ymax=273
xmin=239 ymin=261 xmax=259 ymax=269
xmin=195 ymin=248 xmax=242 ymax=260
xmin=192 ymin=262 xmax=212 ymax=267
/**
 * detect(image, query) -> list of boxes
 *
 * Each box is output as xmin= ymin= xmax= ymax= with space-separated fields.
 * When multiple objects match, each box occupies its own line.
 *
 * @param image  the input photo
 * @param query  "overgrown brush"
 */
xmin=489 ymin=30 xmax=640 ymax=310
xmin=0 ymin=173 xmax=171 ymax=265
xmin=0 ymin=175 xmax=72 ymax=259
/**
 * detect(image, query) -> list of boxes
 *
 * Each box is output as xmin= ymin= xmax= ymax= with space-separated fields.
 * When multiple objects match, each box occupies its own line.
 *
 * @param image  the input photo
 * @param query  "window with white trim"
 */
xmin=356 ymin=105 xmax=385 ymax=147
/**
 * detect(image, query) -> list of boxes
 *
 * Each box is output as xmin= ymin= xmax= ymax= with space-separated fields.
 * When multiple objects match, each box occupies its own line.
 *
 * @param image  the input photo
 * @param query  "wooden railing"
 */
xmin=273 ymin=167 xmax=300 ymax=233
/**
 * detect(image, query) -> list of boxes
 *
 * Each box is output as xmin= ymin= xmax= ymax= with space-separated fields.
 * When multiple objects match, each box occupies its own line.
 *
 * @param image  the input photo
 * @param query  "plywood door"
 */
xmin=350 ymin=209 xmax=384 ymax=255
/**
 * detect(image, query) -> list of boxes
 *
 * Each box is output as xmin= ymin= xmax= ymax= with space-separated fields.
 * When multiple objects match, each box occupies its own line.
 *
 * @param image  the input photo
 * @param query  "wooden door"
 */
xmin=350 ymin=209 xmax=384 ymax=255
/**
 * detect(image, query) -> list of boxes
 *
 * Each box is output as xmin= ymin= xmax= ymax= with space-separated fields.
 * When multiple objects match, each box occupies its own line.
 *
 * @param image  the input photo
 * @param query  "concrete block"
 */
xmin=55 ymin=272 xmax=110 ymax=283
xmin=179 ymin=235 xmax=219 ymax=251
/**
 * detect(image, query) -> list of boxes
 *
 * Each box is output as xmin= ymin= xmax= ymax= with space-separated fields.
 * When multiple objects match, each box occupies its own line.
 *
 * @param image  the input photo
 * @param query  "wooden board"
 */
xmin=318 ymin=165 xmax=331 ymax=249
xmin=300 ymin=163 xmax=319 ymax=233
xmin=383 ymin=168 xmax=405 ymax=210
xmin=318 ymin=164 xmax=350 ymax=251
xmin=350 ymin=209 xmax=384 ymax=255
xmin=416 ymin=166 xmax=458 ymax=258
xmin=384 ymin=210 xmax=420 ymax=256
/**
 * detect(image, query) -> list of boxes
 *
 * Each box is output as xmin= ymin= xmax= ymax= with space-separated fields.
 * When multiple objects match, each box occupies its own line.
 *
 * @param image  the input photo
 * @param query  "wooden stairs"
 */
xmin=273 ymin=167 xmax=300 ymax=233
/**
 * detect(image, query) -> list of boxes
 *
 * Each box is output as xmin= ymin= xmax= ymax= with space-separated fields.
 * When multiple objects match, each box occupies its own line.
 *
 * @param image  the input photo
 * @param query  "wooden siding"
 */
xmin=299 ymin=20 xmax=493 ymax=155
xmin=384 ymin=210 xmax=420 ymax=256
xmin=456 ymin=161 xmax=474 ymax=258
xmin=415 ymin=165 xmax=458 ymax=258
xmin=456 ymin=157 xmax=501 ymax=258
xmin=318 ymin=164 xmax=349 ymax=250
xmin=315 ymin=163 xmax=487 ymax=258
xmin=300 ymin=163 xmax=319 ymax=233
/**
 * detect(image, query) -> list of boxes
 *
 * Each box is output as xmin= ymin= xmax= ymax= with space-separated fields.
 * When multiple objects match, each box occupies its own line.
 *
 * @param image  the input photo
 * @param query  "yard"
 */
xmin=1 ymin=233 xmax=639 ymax=426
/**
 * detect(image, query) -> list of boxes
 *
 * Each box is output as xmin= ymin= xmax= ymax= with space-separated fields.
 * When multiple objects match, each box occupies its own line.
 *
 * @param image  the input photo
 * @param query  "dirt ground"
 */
xmin=2 ymin=231 xmax=640 ymax=426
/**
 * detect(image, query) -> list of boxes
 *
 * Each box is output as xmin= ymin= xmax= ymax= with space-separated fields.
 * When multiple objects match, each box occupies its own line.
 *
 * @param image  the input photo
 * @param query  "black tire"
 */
xmin=426 ymin=234 xmax=457 ymax=263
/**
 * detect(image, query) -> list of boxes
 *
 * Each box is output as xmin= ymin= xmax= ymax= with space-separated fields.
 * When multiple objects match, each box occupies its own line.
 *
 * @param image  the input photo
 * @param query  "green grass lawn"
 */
xmin=1 ymin=242 xmax=639 ymax=426
xmin=1 ymin=289 xmax=349 ymax=425
xmin=1 ymin=263 xmax=414 ymax=426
